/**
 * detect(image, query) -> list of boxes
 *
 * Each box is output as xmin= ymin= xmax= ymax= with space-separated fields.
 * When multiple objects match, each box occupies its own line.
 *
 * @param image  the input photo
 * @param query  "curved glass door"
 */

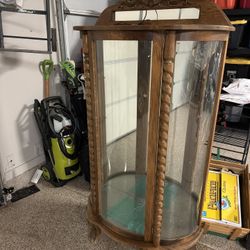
xmin=161 ymin=40 xmax=224 ymax=240
xmin=96 ymin=40 xmax=152 ymax=235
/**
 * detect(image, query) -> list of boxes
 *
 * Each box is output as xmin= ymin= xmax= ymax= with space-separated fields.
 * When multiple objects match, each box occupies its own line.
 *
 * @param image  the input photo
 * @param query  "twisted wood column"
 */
xmin=153 ymin=31 xmax=176 ymax=246
xmin=83 ymin=34 xmax=98 ymax=214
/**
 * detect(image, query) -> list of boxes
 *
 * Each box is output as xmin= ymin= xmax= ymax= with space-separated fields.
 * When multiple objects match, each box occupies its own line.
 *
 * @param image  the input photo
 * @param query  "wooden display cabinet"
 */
xmin=74 ymin=0 xmax=234 ymax=249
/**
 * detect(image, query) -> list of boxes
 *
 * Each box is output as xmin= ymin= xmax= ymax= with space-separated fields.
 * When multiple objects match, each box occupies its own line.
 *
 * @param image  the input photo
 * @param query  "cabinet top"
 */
xmin=74 ymin=0 xmax=234 ymax=32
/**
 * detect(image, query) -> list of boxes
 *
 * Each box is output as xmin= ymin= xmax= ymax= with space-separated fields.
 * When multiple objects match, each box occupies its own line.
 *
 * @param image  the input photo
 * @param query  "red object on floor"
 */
xmin=240 ymin=0 xmax=250 ymax=8
xmin=212 ymin=0 xmax=237 ymax=9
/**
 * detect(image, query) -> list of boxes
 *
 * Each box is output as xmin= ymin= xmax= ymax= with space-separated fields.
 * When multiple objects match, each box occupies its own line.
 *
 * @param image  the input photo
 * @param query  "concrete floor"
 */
xmin=0 ymin=173 xmax=246 ymax=250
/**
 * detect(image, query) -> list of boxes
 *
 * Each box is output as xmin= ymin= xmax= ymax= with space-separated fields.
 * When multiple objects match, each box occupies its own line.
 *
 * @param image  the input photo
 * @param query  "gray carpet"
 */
xmin=0 ymin=176 xmax=245 ymax=250
xmin=0 ymin=178 xmax=134 ymax=250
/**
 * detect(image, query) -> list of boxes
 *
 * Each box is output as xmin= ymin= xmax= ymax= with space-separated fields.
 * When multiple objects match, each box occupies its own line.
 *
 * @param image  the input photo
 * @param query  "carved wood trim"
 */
xmin=153 ymin=31 xmax=176 ymax=246
xmin=119 ymin=0 xmax=190 ymax=9
xmin=83 ymin=33 xmax=98 ymax=214
xmin=74 ymin=0 xmax=233 ymax=32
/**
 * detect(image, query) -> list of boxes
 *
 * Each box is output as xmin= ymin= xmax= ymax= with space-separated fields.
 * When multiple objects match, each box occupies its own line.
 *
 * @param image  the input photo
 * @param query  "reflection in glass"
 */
xmin=96 ymin=40 xmax=152 ymax=235
xmin=161 ymin=41 xmax=223 ymax=240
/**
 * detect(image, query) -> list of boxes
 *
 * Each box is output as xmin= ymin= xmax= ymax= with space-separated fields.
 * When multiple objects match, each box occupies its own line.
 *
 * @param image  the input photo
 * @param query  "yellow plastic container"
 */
xmin=221 ymin=170 xmax=242 ymax=227
xmin=202 ymin=170 xmax=221 ymax=221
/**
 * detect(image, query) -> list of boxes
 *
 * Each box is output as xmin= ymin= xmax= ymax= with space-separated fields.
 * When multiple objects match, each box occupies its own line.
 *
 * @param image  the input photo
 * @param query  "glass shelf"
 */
xmin=101 ymin=173 xmax=198 ymax=240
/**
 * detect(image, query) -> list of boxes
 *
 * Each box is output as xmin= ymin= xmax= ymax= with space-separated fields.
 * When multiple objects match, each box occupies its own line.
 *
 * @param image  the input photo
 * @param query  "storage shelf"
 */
xmin=211 ymin=154 xmax=242 ymax=163
xmin=212 ymin=125 xmax=250 ymax=164
xmin=0 ymin=0 xmax=54 ymax=54
xmin=102 ymin=173 xmax=198 ymax=239
xmin=214 ymin=9 xmax=250 ymax=164
xmin=215 ymin=126 xmax=248 ymax=147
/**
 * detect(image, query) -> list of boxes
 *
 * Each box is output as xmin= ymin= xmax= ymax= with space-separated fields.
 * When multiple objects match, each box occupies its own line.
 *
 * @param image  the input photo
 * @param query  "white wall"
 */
xmin=0 ymin=0 xmax=108 ymax=183
xmin=0 ymin=52 xmax=47 ymax=182
xmin=64 ymin=0 xmax=109 ymax=62
xmin=0 ymin=0 xmax=54 ymax=183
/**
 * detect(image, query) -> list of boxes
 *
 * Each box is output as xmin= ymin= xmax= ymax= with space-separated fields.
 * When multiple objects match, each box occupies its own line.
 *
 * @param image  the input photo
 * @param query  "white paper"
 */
xmin=221 ymin=78 xmax=250 ymax=105
xmin=223 ymin=78 xmax=250 ymax=95
xmin=220 ymin=93 xmax=250 ymax=105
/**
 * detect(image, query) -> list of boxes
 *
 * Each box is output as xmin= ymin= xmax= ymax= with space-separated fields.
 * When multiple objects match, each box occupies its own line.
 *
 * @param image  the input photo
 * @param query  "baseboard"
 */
xmin=4 ymin=155 xmax=45 ymax=183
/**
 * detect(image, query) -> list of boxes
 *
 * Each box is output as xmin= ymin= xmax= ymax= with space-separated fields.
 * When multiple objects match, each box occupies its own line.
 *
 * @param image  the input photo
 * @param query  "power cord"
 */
xmin=139 ymin=9 xmax=159 ymax=24
xmin=155 ymin=9 xmax=159 ymax=20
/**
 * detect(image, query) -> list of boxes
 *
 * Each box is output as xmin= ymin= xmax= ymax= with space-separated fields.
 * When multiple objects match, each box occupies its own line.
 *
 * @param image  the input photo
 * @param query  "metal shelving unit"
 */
xmin=212 ymin=124 xmax=250 ymax=164
xmin=212 ymin=8 xmax=250 ymax=164
xmin=0 ymin=0 xmax=56 ymax=54
xmin=0 ymin=0 xmax=100 ymax=55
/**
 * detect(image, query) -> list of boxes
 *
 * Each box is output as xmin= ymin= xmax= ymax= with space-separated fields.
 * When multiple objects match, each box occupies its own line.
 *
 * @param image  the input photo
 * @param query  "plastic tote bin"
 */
xmin=228 ymin=20 xmax=248 ymax=49
xmin=225 ymin=103 xmax=243 ymax=123
xmin=240 ymin=0 xmax=250 ymax=8
xmin=212 ymin=0 xmax=237 ymax=9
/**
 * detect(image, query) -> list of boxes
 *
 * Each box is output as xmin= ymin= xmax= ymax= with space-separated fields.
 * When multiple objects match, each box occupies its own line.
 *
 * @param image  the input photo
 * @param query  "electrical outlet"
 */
xmin=6 ymin=154 xmax=15 ymax=169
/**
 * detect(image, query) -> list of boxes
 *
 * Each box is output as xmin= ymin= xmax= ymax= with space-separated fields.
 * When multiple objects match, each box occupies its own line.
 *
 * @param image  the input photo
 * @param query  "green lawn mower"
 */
xmin=34 ymin=96 xmax=81 ymax=187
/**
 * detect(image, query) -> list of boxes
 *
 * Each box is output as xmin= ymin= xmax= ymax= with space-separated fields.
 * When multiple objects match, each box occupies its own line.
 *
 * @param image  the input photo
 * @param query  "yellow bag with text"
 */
xmin=202 ymin=170 xmax=221 ymax=221
xmin=221 ymin=170 xmax=241 ymax=227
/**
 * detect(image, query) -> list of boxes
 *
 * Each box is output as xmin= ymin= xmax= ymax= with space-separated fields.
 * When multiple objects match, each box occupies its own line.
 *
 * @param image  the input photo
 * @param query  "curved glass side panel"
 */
xmin=161 ymin=41 xmax=223 ymax=240
xmin=96 ymin=40 xmax=152 ymax=235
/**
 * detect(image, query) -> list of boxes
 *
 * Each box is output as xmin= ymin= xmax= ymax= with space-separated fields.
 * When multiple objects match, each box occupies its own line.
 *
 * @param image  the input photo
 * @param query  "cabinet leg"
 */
xmin=88 ymin=223 xmax=101 ymax=242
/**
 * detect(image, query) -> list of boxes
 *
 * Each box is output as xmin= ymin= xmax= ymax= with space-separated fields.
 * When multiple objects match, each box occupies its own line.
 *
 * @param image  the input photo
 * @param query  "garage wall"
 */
xmin=0 ymin=0 xmax=54 ymax=183
xmin=0 ymin=0 xmax=108 ymax=183
xmin=64 ymin=0 xmax=109 ymax=62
